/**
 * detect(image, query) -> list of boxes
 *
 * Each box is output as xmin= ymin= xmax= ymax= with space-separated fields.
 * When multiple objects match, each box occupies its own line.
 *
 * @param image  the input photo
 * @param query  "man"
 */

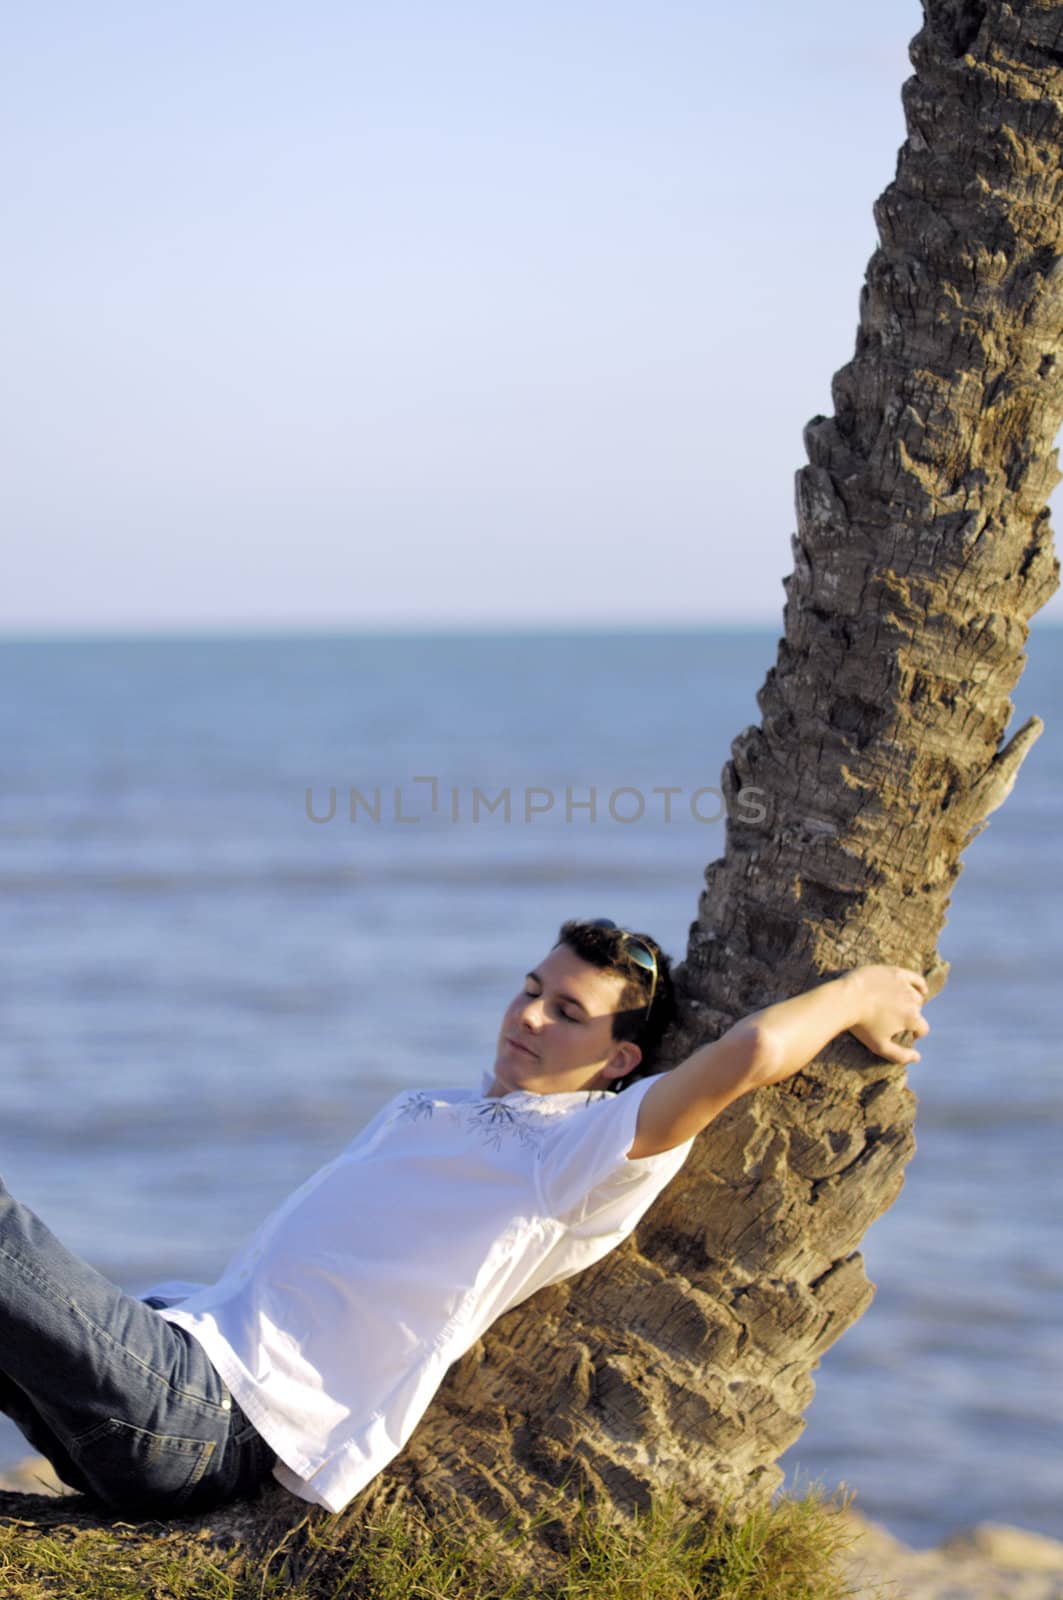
xmin=0 ymin=918 xmax=928 ymax=1517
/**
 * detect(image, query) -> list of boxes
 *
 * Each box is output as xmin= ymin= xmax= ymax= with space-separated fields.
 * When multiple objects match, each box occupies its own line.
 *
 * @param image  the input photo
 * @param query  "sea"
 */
xmin=0 ymin=626 xmax=1058 ymax=1550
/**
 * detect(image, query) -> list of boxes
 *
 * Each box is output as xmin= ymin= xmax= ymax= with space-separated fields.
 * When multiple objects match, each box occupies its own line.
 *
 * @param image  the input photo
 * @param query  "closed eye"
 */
xmin=523 ymin=984 xmax=582 ymax=1022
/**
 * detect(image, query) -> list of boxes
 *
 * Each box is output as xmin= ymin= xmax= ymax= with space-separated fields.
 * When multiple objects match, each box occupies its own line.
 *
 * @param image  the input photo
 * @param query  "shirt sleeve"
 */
xmin=535 ymin=1074 xmax=695 ymax=1235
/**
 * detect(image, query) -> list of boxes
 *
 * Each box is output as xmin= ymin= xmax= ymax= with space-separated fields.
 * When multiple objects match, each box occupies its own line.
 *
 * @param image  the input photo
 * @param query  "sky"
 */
xmin=4 ymin=1 xmax=1061 ymax=634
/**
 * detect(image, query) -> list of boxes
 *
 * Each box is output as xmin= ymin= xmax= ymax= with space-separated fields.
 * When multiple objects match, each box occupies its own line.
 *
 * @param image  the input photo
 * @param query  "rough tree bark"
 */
xmin=2 ymin=0 xmax=1062 ymax=1577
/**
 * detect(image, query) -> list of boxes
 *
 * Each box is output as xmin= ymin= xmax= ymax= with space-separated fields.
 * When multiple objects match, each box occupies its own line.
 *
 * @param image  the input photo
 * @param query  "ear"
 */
xmin=603 ymin=1039 xmax=642 ymax=1085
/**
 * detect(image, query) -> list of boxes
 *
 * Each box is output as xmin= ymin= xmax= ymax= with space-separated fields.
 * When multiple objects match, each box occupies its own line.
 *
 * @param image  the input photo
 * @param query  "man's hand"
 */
xmin=844 ymin=964 xmax=930 ymax=1066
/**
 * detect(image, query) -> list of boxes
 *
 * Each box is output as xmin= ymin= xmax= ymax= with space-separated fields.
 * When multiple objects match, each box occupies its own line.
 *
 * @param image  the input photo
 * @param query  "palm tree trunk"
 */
xmin=359 ymin=0 xmax=1062 ymax=1546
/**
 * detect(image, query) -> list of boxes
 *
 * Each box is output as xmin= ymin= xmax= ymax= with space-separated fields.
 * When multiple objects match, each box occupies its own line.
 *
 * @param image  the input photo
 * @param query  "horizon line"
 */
xmin=0 ymin=617 xmax=786 ymax=644
xmin=1 ymin=613 xmax=1060 ymax=644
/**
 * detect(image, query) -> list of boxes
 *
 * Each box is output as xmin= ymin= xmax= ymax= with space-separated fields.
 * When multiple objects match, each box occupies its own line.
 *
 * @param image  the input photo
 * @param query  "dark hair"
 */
xmin=553 ymin=918 xmax=676 ymax=1092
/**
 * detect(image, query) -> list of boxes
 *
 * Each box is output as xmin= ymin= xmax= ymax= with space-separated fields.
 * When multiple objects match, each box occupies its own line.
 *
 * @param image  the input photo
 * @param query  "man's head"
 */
xmin=486 ymin=918 xmax=676 ymax=1098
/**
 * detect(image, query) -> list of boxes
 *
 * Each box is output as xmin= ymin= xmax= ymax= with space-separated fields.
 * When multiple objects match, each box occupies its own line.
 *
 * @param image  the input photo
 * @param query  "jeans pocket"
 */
xmin=68 ymin=1417 xmax=217 ymax=1512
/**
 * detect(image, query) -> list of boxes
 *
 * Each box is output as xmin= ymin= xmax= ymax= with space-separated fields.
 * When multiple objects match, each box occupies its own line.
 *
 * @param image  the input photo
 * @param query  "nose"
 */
xmin=515 ymin=993 xmax=545 ymax=1033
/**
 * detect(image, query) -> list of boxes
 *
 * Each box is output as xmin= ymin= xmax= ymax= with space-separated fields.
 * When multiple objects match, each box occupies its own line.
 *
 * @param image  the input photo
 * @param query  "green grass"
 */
xmin=0 ymin=1477 xmax=885 ymax=1600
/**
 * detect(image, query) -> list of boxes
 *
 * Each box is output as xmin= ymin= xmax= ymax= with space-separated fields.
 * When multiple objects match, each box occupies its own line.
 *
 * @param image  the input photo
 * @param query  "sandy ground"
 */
xmin=831 ymin=1507 xmax=1063 ymax=1600
xmin=1 ymin=1456 xmax=1062 ymax=1598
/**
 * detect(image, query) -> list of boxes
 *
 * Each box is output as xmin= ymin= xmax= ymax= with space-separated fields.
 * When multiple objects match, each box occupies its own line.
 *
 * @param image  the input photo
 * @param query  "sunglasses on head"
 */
xmin=586 ymin=918 xmax=659 ymax=1021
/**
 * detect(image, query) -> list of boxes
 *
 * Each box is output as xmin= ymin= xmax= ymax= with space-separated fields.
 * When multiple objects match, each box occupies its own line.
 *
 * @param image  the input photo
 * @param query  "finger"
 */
xmin=881 ymin=1040 xmax=913 ymax=1063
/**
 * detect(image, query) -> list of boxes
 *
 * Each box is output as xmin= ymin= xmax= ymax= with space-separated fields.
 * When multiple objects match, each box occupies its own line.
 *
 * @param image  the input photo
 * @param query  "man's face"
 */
xmin=486 ymin=942 xmax=642 ymax=1098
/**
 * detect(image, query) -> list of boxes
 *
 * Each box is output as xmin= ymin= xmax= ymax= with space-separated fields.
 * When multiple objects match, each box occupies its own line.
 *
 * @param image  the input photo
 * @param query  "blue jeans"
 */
xmin=0 ymin=1174 xmax=277 ymax=1516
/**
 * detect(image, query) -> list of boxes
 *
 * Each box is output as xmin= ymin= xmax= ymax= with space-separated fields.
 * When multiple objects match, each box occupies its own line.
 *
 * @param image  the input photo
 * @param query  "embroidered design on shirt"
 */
xmin=394 ymin=1092 xmax=552 ymax=1152
xmin=396 ymin=1091 xmax=437 ymax=1122
xmin=465 ymin=1099 xmax=544 ymax=1152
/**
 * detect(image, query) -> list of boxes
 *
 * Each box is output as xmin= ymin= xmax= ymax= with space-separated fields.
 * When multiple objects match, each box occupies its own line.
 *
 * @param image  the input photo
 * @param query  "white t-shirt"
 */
xmin=141 ymin=1073 xmax=693 ymax=1514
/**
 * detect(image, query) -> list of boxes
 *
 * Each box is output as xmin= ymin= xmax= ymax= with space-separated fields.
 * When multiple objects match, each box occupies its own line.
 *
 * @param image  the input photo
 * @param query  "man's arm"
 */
xmin=628 ymin=964 xmax=930 ymax=1159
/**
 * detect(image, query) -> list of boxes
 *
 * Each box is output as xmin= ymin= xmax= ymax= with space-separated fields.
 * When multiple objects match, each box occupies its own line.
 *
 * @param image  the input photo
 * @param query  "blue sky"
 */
xmin=4 ymin=2 xmax=1061 ymax=633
